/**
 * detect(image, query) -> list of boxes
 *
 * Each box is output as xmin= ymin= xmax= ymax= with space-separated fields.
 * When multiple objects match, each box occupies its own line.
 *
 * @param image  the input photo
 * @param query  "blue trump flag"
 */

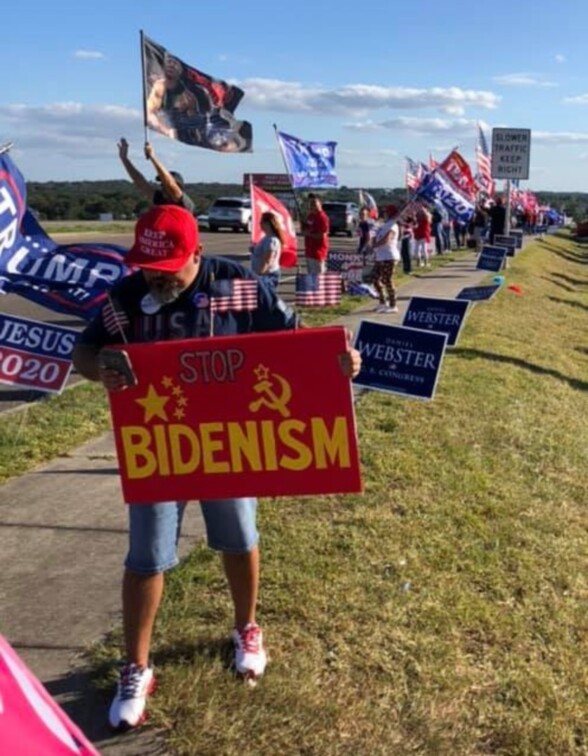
xmin=415 ymin=171 xmax=474 ymax=224
xmin=0 ymin=154 xmax=131 ymax=320
xmin=276 ymin=130 xmax=338 ymax=189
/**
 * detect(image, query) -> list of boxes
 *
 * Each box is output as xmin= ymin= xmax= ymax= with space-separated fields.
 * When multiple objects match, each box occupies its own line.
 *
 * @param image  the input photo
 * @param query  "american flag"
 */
xmin=101 ymin=296 xmax=130 ymax=338
xmin=209 ymin=278 xmax=258 ymax=313
xmin=475 ymin=123 xmax=494 ymax=195
xmin=405 ymin=158 xmax=422 ymax=191
xmin=295 ymin=272 xmax=342 ymax=307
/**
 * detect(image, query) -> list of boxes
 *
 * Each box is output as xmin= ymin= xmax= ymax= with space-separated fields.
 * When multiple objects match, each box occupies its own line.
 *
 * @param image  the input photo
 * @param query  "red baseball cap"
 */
xmin=126 ymin=205 xmax=199 ymax=272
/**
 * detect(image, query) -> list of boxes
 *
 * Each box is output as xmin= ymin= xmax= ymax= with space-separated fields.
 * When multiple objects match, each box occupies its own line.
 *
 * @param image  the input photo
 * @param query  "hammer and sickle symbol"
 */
xmin=248 ymin=374 xmax=292 ymax=418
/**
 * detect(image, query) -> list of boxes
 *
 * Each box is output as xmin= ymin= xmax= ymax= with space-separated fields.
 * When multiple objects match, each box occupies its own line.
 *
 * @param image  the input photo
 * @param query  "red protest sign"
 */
xmin=107 ymin=327 xmax=362 ymax=502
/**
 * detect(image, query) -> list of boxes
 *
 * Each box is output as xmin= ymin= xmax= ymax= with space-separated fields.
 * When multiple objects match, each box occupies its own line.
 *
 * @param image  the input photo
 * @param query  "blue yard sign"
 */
xmin=353 ymin=321 xmax=448 ymax=400
xmin=493 ymin=235 xmax=518 ymax=257
xmin=456 ymin=284 xmax=501 ymax=302
xmin=477 ymin=245 xmax=507 ymax=272
xmin=402 ymin=296 xmax=469 ymax=347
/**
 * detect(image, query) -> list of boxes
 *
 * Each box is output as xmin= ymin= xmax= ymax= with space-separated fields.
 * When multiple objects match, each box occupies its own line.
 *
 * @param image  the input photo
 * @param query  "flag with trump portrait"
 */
xmin=250 ymin=185 xmax=298 ymax=268
xmin=141 ymin=33 xmax=252 ymax=153
xmin=276 ymin=130 xmax=338 ymax=189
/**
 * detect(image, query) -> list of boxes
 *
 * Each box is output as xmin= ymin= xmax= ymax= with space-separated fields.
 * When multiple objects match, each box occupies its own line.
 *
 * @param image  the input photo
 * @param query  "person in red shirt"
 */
xmin=413 ymin=207 xmax=432 ymax=268
xmin=303 ymin=194 xmax=330 ymax=274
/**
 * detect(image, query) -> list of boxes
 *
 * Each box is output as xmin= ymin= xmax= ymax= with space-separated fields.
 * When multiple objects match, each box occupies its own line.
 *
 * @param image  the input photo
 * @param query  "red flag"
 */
xmin=250 ymin=185 xmax=298 ymax=268
xmin=439 ymin=150 xmax=477 ymax=199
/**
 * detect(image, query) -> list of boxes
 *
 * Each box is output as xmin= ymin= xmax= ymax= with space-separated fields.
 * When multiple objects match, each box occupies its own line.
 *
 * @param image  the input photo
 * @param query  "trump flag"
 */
xmin=276 ymin=130 xmax=338 ymax=189
xmin=142 ymin=33 xmax=252 ymax=153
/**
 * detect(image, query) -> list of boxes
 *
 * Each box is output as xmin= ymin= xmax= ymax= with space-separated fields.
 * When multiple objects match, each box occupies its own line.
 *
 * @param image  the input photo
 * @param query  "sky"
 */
xmin=3 ymin=0 xmax=588 ymax=192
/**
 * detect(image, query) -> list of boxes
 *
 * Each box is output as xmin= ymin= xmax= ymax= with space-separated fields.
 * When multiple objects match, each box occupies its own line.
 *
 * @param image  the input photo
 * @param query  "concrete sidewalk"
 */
xmin=0 ymin=251 xmax=494 ymax=754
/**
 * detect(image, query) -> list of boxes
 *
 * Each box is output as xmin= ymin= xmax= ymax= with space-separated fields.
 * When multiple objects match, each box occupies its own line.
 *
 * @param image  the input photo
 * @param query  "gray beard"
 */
xmin=148 ymin=281 xmax=184 ymax=305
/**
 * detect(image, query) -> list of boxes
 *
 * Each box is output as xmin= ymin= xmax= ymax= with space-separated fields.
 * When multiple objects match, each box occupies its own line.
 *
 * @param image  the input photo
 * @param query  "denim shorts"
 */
xmin=125 ymin=498 xmax=258 ymax=575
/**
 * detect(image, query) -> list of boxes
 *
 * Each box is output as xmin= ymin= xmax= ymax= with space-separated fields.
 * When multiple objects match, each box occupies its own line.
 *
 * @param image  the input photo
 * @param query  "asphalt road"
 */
xmin=1 ymin=230 xmax=357 ymax=412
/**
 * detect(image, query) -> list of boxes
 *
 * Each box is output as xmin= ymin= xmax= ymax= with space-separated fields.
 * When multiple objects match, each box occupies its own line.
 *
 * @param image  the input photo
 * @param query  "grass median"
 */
xmin=89 ymin=232 xmax=587 ymax=755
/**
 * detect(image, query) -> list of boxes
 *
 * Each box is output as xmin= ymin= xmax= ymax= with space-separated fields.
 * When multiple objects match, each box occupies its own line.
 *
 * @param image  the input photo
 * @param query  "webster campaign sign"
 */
xmin=402 ymin=296 xmax=469 ymax=347
xmin=0 ymin=314 xmax=77 ymax=393
xmin=457 ymin=284 xmax=501 ymax=302
xmin=107 ymin=327 xmax=362 ymax=502
xmin=353 ymin=321 xmax=448 ymax=400
xmin=477 ymin=245 xmax=507 ymax=272
xmin=494 ymin=234 xmax=518 ymax=257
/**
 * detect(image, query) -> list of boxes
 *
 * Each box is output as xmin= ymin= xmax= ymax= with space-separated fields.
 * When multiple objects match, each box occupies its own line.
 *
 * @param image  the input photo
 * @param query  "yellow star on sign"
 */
xmin=254 ymin=364 xmax=270 ymax=381
xmin=162 ymin=376 xmax=174 ymax=389
xmin=136 ymin=384 xmax=170 ymax=423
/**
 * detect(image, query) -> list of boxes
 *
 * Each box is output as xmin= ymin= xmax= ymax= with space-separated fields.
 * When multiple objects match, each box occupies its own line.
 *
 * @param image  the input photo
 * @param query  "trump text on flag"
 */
xmin=106 ymin=328 xmax=362 ymax=502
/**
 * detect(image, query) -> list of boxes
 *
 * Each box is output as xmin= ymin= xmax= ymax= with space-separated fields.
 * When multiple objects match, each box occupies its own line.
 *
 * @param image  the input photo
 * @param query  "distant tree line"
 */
xmin=25 ymin=180 xmax=588 ymax=222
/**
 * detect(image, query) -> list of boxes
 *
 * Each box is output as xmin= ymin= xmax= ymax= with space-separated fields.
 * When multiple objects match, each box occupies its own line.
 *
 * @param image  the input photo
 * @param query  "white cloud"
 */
xmin=563 ymin=93 xmax=588 ymax=105
xmin=344 ymin=116 xmax=483 ymax=138
xmin=0 ymin=103 xmax=141 ymax=158
xmin=493 ymin=73 xmax=557 ymax=88
xmin=555 ymin=54 xmax=566 ymax=64
xmin=237 ymin=79 xmax=500 ymax=116
xmin=73 ymin=50 xmax=105 ymax=60
xmin=533 ymin=130 xmax=588 ymax=144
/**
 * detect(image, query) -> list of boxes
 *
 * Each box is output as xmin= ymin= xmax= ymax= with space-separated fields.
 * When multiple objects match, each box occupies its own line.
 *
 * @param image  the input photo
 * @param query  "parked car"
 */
xmin=196 ymin=213 xmax=209 ymax=230
xmin=208 ymin=197 xmax=252 ymax=233
xmin=322 ymin=201 xmax=360 ymax=237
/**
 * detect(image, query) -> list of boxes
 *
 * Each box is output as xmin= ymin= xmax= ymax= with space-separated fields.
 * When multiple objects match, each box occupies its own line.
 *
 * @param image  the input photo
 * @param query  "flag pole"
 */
xmin=272 ymin=124 xmax=305 ymax=228
xmin=505 ymin=179 xmax=512 ymax=235
xmin=273 ymin=124 xmax=306 ymax=274
xmin=0 ymin=141 xmax=14 ymax=156
xmin=139 ymin=30 xmax=149 ymax=145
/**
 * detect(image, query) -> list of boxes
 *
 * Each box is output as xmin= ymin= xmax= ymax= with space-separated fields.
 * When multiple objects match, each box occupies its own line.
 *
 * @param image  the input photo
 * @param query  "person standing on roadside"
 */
xmin=414 ymin=207 xmax=432 ymax=268
xmin=356 ymin=206 xmax=376 ymax=266
xmin=370 ymin=204 xmax=400 ymax=313
xmin=117 ymin=138 xmax=195 ymax=214
xmin=71 ymin=204 xmax=362 ymax=732
xmin=303 ymin=193 xmax=329 ymax=274
xmin=250 ymin=211 xmax=283 ymax=290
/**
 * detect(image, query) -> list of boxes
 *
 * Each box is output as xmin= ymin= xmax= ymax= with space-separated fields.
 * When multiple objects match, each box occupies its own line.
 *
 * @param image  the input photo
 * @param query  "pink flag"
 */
xmin=0 ymin=635 xmax=98 ymax=755
xmin=250 ymin=184 xmax=298 ymax=268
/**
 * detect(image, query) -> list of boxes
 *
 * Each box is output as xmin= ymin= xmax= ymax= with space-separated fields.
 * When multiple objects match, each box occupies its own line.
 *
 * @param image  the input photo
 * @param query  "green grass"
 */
xmin=0 ymin=383 xmax=111 ymax=483
xmin=3 ymin=237 xmax=586 ymax=753
xmin=90 ymin=232 xmax=588 ymax=755
xmin=44 ymin=220 xmax=135 ymax=234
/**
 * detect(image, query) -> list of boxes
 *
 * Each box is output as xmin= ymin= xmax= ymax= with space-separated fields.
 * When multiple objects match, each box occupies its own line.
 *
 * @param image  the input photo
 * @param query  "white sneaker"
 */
xmin=231 ymin=623 xmax=267 ymax=679
xmin=384 ymin=305 xmax=399 ymax=313
xmin=108 ymin=663 xmax=155 ymax=730
xmin=375 ymin=304 xmax=388 ymax=313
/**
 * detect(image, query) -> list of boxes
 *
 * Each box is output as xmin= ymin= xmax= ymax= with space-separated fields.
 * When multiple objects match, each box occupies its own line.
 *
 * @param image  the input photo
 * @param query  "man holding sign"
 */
xmin=72 ymin=205 xmax=361 ymax=731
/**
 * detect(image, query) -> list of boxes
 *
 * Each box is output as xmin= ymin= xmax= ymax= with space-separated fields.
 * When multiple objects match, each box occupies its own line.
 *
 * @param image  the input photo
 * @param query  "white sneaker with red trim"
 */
xmin=231 ymin=623 xmax=267 ymax=679
xmin=108 ymin=663 xmax=155 ymax=730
